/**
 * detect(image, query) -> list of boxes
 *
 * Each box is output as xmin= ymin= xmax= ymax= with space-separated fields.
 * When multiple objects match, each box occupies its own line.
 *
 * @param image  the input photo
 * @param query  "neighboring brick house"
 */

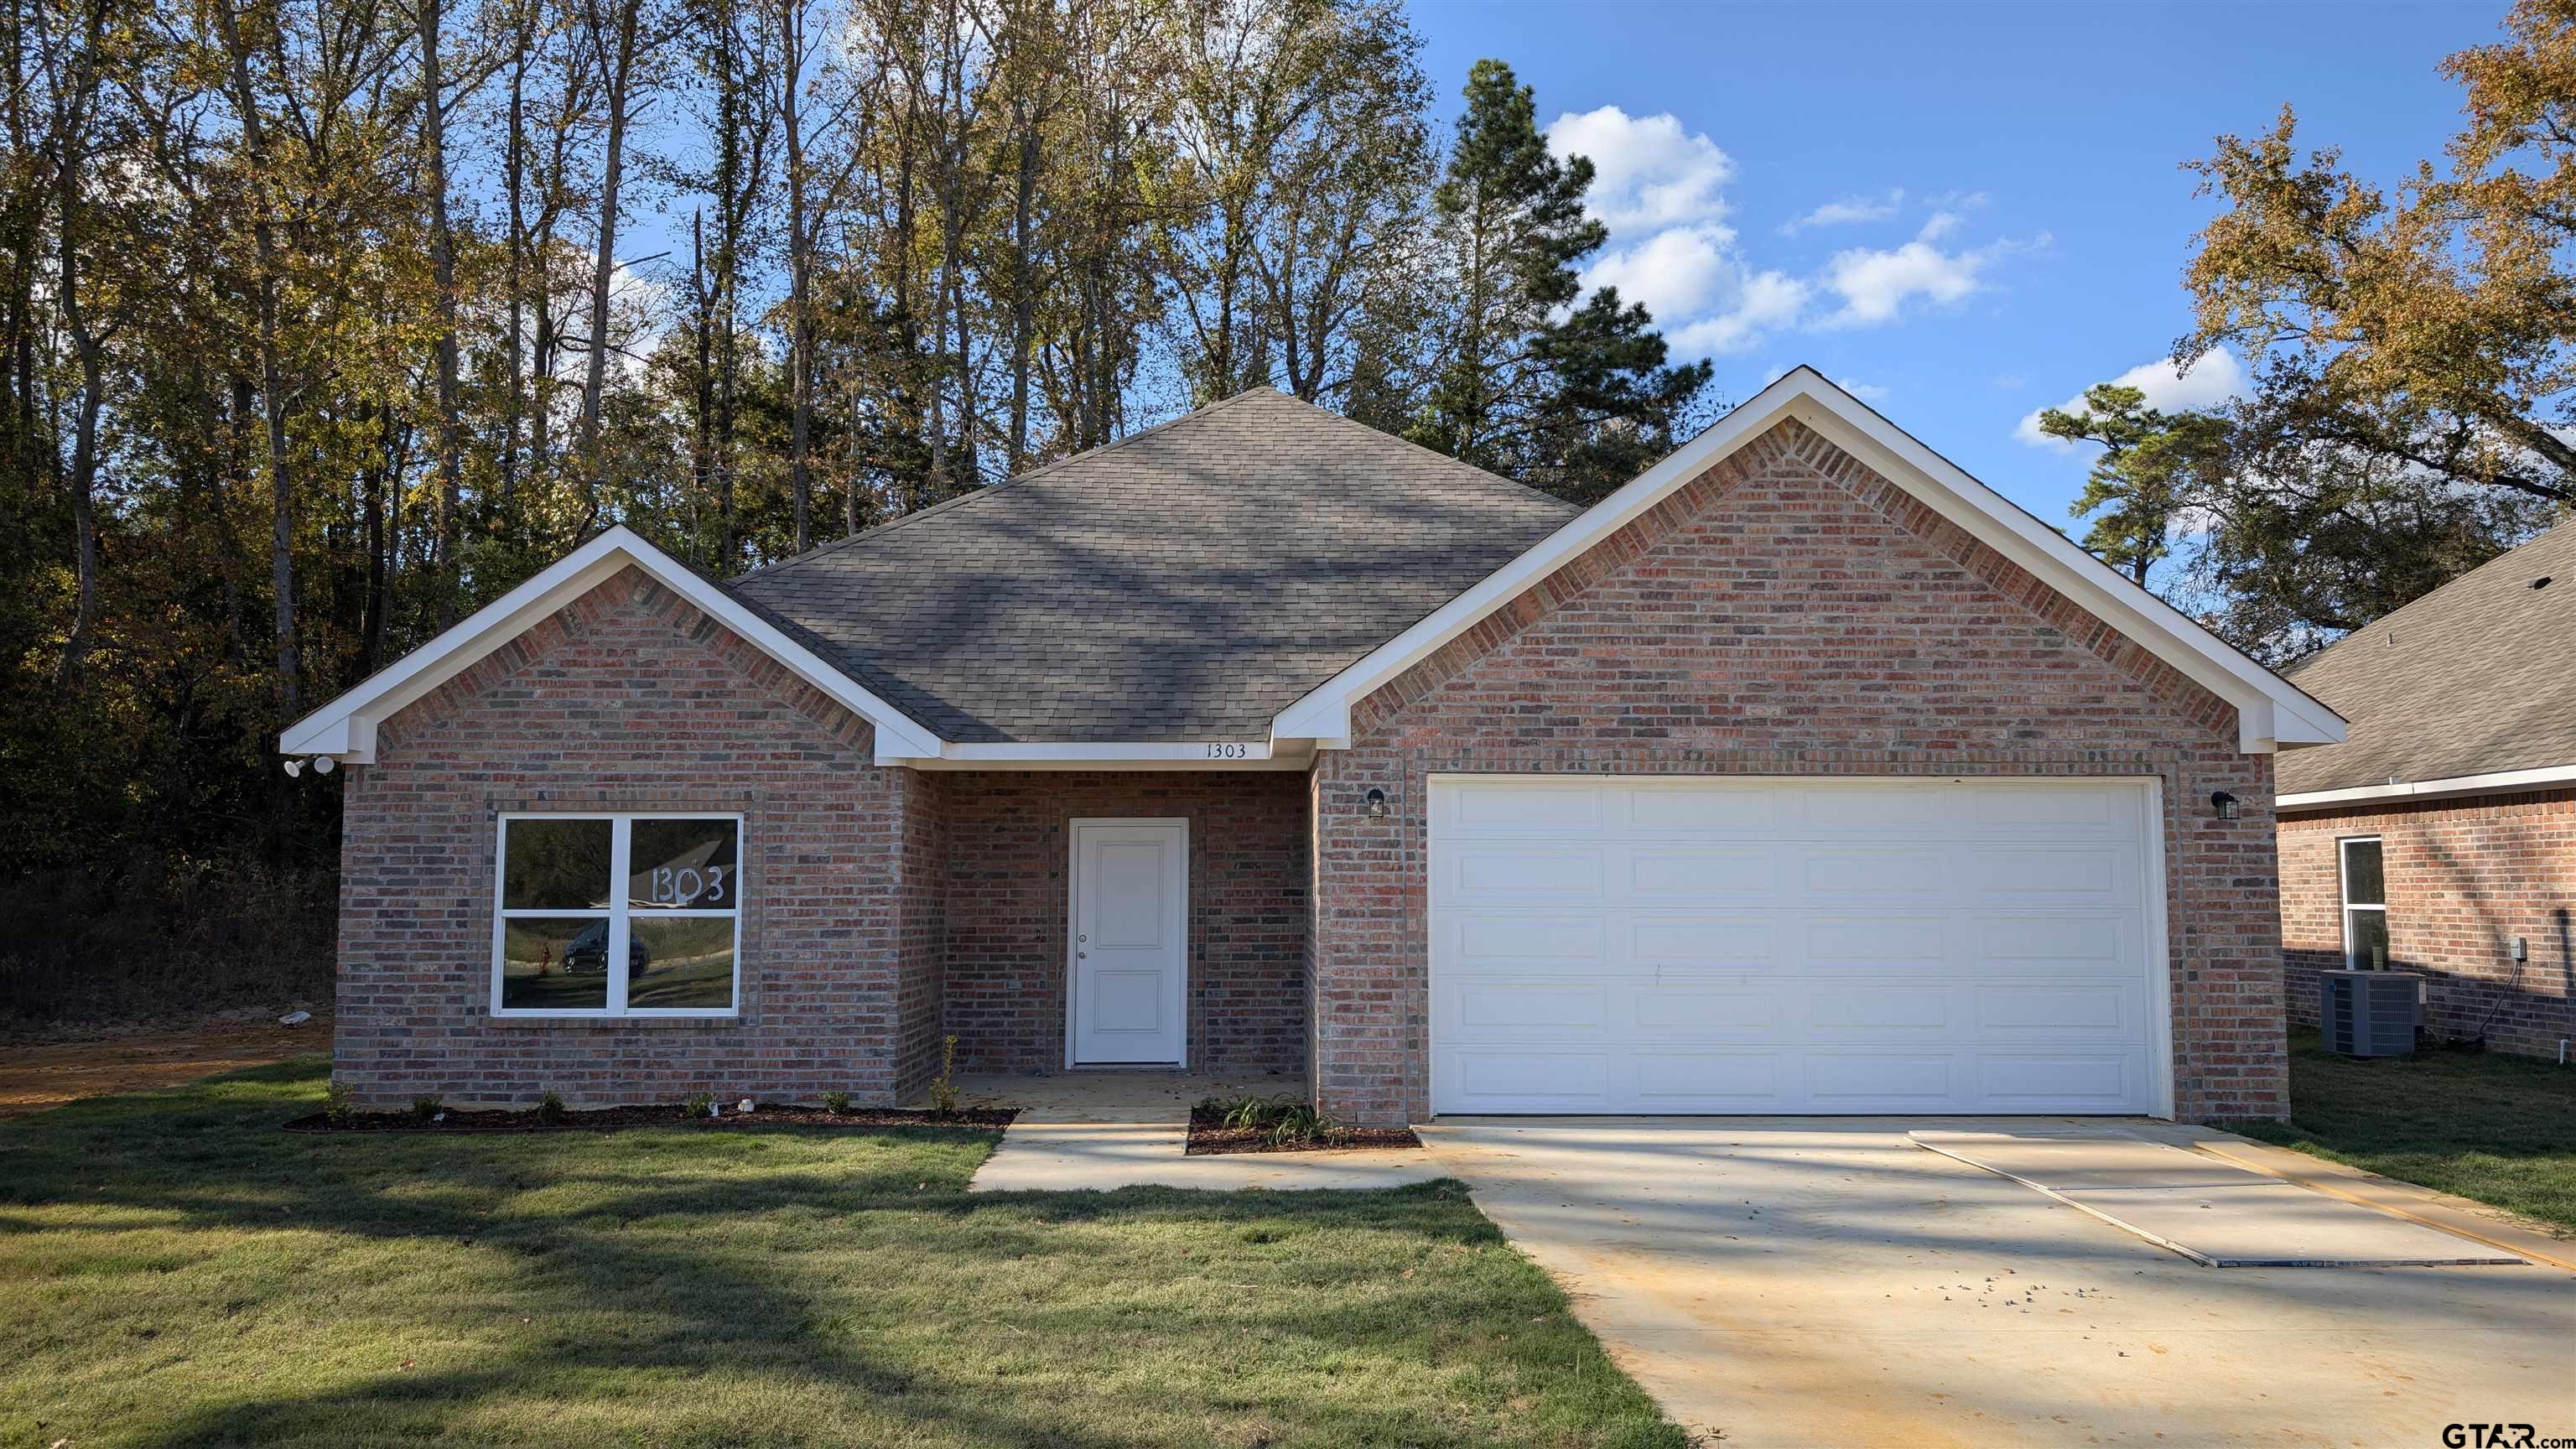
xmin=286 ymin=370 xmax=2344 ymax=1124
xmin=2276 ymin=523 xmax=2576 ymax=1060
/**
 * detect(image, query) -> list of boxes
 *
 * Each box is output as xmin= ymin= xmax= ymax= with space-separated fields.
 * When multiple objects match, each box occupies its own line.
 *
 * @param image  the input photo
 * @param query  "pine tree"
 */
xmin=1412 ymin=58 xmax=1711 ymax=501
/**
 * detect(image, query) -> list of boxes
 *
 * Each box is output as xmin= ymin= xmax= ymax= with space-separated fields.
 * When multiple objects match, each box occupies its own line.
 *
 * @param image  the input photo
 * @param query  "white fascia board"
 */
xmin=278 ymin=525 xmax=945 ymax=763
xmin=886 ymin=737 xmax=1316 ymax=771
xmin=1272 ymin=367 xmax=2347 ymax=756
xmin=2277 ymin=762 xmax=2576 ymax=812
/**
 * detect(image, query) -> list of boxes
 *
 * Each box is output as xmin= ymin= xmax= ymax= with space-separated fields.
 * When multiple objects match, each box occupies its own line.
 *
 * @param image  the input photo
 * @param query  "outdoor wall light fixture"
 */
xmin=283 ymin=756 xmax=337 ymax=777
xmin=1363 ymin=787 xmax=1390 ymax=818
xmin=2210 ymin=790 xmax=2239 ymax=820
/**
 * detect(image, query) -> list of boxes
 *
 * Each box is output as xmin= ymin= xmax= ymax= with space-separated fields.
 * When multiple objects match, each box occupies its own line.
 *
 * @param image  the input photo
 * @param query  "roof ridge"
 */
xmin=737 ymin=388 xmax=1281 ymax=581
xmin=2292 ymin=517 xmax=2570 ymax=671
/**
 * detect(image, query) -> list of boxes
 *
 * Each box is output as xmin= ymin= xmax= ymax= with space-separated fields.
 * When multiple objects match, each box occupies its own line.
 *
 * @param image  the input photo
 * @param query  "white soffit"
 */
xmin=1271 ymin=367 xmax=2346 ymax=756
xmin=278 ymin=525 xmax=946 ymax=765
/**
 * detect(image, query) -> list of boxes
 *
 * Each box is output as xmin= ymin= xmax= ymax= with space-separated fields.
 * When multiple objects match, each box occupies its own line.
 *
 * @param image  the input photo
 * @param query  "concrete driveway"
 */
xmin=1422 ymin=1120 xmax=2576 ymax=1447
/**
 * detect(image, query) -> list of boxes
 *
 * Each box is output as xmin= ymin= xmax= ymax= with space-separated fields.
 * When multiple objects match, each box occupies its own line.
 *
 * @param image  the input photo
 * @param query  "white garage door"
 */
xmin=1429 ymin=776 xmax=2165 ymax=1115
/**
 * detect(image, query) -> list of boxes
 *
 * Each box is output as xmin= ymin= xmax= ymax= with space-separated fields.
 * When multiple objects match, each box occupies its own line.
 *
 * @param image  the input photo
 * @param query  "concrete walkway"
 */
xmin=934 ymin=1070 xmax=1448 ymax=1192
xmin=1420 ymin=1119 xmax=2576 ymax=1448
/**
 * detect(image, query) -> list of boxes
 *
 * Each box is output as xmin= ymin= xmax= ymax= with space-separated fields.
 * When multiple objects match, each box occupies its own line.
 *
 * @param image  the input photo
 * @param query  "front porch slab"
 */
xmin=933 ymin=1070 xmax=1447 ymax=1192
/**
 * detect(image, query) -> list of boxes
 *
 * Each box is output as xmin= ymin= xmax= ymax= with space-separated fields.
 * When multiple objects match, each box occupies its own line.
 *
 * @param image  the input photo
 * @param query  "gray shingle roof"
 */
xmin=2277 ymin=520 xmax=2576 ymax=795
xmin=725 ymin=387 xmax=1579 ymax=743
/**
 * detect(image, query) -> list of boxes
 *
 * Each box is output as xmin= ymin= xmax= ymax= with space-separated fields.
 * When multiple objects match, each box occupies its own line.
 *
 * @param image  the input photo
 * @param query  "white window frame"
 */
xmin=2338 ymin=834 xmax=2387 ymax=971
xmin=491 ymin=812 xmax=745 ymax=1019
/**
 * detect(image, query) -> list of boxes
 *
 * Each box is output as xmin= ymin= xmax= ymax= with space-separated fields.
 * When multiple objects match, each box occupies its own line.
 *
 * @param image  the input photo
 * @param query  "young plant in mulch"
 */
xmin=1187 ymin=1093 xmax=1420 ymax=1156
xmin=927 ymin=1035 xmax=962 ymax=1115
xmin=283 ymin=1095 xmax=1017 ymax=1135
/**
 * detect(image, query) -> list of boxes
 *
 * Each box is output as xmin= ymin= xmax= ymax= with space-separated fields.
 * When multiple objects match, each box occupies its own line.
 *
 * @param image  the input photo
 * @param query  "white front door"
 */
xmin=1429 ymin=776 xmax=2168 ymax=1116
xmin=1069 ymin=819 xmax=1188 ymax=1065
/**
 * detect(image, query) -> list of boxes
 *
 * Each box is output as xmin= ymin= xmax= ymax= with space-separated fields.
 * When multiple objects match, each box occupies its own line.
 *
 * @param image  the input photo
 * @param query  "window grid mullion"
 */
xmin=606 ymin=818 xmax=633 ymax=1015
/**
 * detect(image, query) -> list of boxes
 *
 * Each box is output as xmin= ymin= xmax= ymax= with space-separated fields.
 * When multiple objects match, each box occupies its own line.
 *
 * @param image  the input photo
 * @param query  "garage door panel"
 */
xmin=1804 ymin=1052 xmax=1958 ymax=1105
xmin=1973 ymin=984 xmax=2138 ymax=1032
xmin=1800 ymin=787 xmax=1955 ymax=829
xmin=1976 ymin=1054 xmax=2139 ymax=1104
xmin=1804 ymin=916 xmax=1949 ymax=972
xmin=1448 ymin=781 xmax=1601 ymax=833
xmin=1628 ymin=916 xmax=1776 ymax=969
xmin=1805 ymin=984 xmax=1954 ymax=1031
xmin=1803 ymin=848 xmax=1950 ymax=897
xmin=1633 ymin=1052 xmax=1788 ymax=1106
xmin=1448 ymin=1051 xmax=1610 ymax=1110
xmin=1631 ymin=984 xmax=1782 ymax=1037
xmin=1448 ymin=844 xmax=1604 ymax=898
xmin=1961 ymin=847 xmax=2134 ymax=903
xmin=1966 ymin=914 xmax=2129 ymax=966
xmin=1626 ymin=785 xmax=1776 ymax=834
xmin=1453 ymin=980 xmax=1607 ymax=1032
xmin=1431 ymin=777 xmax=2163 ymax=1115
xmin=1452 ymin=913 xmax=1604 ymax=965
xmin=1627 ymin=848 xmax=1776 ymax=898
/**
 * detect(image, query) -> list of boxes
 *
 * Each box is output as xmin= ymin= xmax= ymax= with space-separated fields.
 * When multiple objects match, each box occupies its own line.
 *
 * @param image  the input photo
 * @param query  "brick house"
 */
xmin=2276 ymin=523 xmax=2576 ymax=1059
xmin=285 ymin=369 xmax=2343 ymax=1124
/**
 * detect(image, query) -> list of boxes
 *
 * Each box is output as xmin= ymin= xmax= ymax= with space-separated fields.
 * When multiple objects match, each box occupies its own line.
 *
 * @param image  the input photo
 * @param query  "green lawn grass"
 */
xmin=0 ymin=1059 xmax=1684 ymax=1448
xmin=2227 ymin=1030 xmax=2576 ymax=1235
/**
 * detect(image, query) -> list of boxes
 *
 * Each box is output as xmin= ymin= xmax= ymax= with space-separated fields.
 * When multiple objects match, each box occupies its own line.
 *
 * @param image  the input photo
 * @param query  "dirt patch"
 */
xmin=286 ymin=1102 xmax=1018 ymax=1134
xmin=1185 ymin=1104 xmax=1422 ymax=1156
xmin=0 ymin=1006 xmax=331 ymax=1118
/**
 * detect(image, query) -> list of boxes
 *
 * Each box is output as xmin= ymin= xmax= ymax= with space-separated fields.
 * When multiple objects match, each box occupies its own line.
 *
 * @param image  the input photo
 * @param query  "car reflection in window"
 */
xmin=562 ymin=919 xmax=650 ymax=974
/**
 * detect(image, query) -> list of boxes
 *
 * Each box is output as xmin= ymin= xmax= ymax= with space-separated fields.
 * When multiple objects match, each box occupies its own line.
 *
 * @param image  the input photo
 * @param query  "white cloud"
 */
xmin=1837 ymin=377 xmax=1889 ymax=402
xmin=2013 ymin=348 xmax=2250 ymax=449
xmin=1779 ymin=188 xmax=1903 ymax=236
xmin=1581 ymin=224 xmax=1739 ymax=324
xmin=1546 ymin=105 xmax=1735 ymax=231
xmin=1816 ymin=216 xmax=2040 ymax=330
xmin=1670 ymin=269 xmax=1811 ymax=356
xmin=1539 ymin=109 xmax=2027 ymax=361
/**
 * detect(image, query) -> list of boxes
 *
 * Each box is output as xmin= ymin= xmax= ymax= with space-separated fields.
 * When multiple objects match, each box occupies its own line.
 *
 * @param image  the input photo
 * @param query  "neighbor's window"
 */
xmin=493 ymin=814 xmax=740 ymax=1015
xmin=2339 ymin=835 xmax=2387 ymax=971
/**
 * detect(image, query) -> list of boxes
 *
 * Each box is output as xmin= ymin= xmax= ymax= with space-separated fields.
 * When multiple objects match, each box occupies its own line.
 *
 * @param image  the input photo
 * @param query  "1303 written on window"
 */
xmin=493 ymin=814 xmax=742 ymax=1016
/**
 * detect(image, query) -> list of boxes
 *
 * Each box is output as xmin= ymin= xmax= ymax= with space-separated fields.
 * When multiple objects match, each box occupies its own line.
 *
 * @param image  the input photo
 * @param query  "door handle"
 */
xmin=1077 ymin=951 xmax=1087 ymax=959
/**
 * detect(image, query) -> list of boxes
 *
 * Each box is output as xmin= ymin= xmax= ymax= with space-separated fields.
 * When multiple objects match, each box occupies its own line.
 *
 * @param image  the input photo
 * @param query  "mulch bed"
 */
xmin=285 ymin=1102 xmax=1018 ymax=1134
xmin=1185 ymin=1106 xmax=1422 ymax=1156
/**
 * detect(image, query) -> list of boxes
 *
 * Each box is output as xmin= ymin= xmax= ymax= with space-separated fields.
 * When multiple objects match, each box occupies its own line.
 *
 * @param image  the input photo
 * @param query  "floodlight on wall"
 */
xmin=313 ymin=756 xmax=336 ymax=775
xmin=283 ymin=758 xmax=303 ymax=777
xmin=2210 ymin=791 xmax=2239 ymax=820
xmin=1363 ymin=787 xmax=1389 ymax=819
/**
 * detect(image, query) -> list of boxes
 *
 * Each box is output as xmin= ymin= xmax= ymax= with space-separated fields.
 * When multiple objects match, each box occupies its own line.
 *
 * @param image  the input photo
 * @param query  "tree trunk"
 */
xmin=501 ymin=5 xmax=534 ymax=508
xmin=420 ymin=0 xmax=464 ymax=623
xmin=579 ymin=0 xmax=641 ymax=514
xmin=213 ymin=0 xmax=300 ymax=719
xmin=51 ymin=0 xmax=109 ymax=680
xmin=781 ymin=0 xmax=813 ymax=553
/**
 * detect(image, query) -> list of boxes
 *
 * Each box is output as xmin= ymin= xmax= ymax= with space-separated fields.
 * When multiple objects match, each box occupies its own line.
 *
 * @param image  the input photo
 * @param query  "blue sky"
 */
xmin=1406 ymin=0 xmax=2507 ymax=524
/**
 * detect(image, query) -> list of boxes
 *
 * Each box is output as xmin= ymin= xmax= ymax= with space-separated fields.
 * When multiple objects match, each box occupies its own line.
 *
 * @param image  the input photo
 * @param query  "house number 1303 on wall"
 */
xmin=648 ymin=865 xmax=728 ymax=906
xmin=1204 ymin=742 xmax=1249 ymax=759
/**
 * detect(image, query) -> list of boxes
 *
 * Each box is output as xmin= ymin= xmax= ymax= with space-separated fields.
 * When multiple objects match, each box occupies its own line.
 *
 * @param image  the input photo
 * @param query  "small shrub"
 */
xmin=409 ymin=1095 xmax=444 ymax=1121
xmin=683 ymin=1090 xmax=715 ymax=1119
xmin=1208 ymin=1093 xmax=1350 ymax=1145
xmin=537 ymin=1090 xmax=566 ymax=1123
xmin=927 ymin=1034 xmax=961 ymax=1114
xmin=323 ymin=1080 xmax=357 ymax=1128
xmin=821 ymin=1091 xmax=851 ymax=1115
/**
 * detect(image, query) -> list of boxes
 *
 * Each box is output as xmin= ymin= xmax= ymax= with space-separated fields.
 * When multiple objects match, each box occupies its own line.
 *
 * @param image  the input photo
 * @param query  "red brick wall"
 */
xmin=2280 ymin=790 xmax=2576 ymax=1057
xmin=892 ymin=768 xmax=949 ymax=1097
xmin=939 ymin=772 xmax=1309 ymax=1075
xmin=335 ymin=566 xmax=937 ymax=1109
xmin=1311 ymin=418 xmax=2288 ymax=1126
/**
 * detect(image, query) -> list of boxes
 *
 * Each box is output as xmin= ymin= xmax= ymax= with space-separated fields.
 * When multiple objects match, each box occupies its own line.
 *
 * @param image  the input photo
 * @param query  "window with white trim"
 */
xmin=493 ymin=814 xmax=741 ymax=1015
xmin=2338 ymin=835 xmax=2388 ymax=970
